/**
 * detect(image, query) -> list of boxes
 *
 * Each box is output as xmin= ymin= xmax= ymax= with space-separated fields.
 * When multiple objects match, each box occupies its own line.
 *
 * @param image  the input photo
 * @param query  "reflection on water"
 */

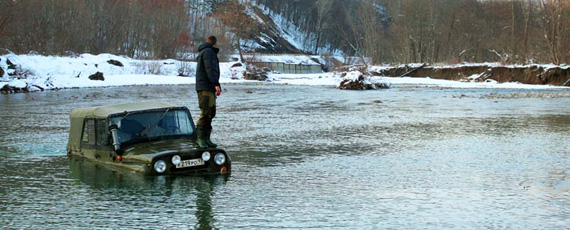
xmin=1 ymin=85 xmax=570 ymax=229
xmin=67 ymin=156 xmax=229 ymax=229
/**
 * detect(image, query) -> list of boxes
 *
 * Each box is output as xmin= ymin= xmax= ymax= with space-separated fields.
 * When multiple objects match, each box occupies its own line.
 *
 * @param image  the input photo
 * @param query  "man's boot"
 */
xmin=196 ymin=127 xmax=208 ymax=149
xmin=204 ymin=128 xmax=218 ymax=148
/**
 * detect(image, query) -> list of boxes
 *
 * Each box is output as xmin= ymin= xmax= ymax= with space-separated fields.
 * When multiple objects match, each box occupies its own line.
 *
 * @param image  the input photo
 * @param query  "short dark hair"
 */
xmin=207 ymin=36 xmax=217 ymax=45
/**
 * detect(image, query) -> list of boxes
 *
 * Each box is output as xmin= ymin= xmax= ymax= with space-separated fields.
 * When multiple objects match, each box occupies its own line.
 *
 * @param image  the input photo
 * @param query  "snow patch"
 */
xmin=0 ymin=59 xmax=8 ymax=81
xmin=468 ymin=73 xmax=485 ymax=81
xmin=1 ymin=53 xmax=567 ymax=92
xmin=245 ymin=5 xmax=264 ymax=24
xmin=7 ymin=79 xmax=27 ymax=88
xmin=0 ymin=53 xmax=245 ymax=91
xmin=256 ymin=4 xmax=308 ymax=52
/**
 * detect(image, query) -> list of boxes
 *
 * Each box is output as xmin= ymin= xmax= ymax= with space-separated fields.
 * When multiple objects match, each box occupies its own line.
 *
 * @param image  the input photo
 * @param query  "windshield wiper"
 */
xmin=144 ymin=108 xmax=171 ymax=142
xmin=159 ymin=108 xmax=170 ymax=120
xmin=116 ymin=112 xmax=132 ymax=124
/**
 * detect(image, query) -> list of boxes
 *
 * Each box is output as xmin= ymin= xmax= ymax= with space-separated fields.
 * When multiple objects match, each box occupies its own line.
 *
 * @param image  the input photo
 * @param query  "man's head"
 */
xmin=206 ymin=36 xmax=217 ymax=46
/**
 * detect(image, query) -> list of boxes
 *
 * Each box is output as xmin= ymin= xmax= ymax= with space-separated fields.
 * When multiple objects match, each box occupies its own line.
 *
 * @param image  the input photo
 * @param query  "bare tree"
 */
xmin=0 ymin=0 xmax=17 ymax=43
xmin=522 ymin=0 xmax=533 ymax=62
xmin=313 ymin=0 xmax=333 ymax=54
xmin=338 ymin=3 xmax=369 ymax=69
xmin=540 ymin=0 xmax=563 ymax=64
xmin=213 ymin=0 xmax=262 ymax=63
xmin=0 ymin=0 xmax=568 ymax=64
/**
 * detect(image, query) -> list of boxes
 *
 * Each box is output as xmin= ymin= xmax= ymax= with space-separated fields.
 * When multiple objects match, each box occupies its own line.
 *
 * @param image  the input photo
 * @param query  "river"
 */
xmin=1 ymin=84 xmax=569 ymax=229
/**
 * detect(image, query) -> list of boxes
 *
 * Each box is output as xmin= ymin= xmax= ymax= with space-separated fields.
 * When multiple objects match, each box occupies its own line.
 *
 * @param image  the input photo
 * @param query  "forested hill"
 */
xmin=0 ymin=0 xmax=568 ymax=65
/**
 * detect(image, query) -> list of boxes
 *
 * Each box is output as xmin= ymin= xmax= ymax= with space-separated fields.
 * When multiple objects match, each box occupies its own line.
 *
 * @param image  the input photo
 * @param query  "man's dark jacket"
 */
xmin=196 ymin=42 xmax=221 ymax=92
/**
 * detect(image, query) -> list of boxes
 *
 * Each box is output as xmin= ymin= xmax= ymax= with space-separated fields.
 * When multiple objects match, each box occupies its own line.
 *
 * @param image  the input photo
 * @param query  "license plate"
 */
xmin=176 ymin=158 xmax=205 ymax=168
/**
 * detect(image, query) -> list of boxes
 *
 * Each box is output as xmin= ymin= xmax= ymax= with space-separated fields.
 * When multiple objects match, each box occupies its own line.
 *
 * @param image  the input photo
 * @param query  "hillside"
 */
xmin=241 ymin=4 xmax=307 ymax=54
xmin=0 ymin=0 xmax=568 ymax=65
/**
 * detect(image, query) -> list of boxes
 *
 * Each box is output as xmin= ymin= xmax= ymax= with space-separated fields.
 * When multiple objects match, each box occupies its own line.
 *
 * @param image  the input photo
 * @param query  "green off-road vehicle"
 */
xmin=67 ymin=101 xmax=231 ymax=175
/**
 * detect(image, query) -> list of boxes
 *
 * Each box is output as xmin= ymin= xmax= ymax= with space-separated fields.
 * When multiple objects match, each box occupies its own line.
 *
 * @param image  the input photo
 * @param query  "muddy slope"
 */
xmin=371 ymin=65 xmax=570 ymax=86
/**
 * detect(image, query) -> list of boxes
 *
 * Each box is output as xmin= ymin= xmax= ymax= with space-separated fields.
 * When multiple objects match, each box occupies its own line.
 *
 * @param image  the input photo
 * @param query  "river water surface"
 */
xmin=1 ymin=84 xmax=569 ymax=229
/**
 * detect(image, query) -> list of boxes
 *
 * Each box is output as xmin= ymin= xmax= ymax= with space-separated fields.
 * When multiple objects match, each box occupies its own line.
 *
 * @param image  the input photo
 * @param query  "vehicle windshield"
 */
xmin=110 ymin=109 xmax=194 ymax=144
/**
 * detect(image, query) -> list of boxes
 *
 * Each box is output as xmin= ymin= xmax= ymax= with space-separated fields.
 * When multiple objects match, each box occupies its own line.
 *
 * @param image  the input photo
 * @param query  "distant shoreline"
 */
xmin=1 ymin=53 xmax=569 ymax=94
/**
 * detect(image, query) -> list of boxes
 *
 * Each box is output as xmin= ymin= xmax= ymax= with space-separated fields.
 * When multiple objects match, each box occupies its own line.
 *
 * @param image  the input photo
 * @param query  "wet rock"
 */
xmin=6 ymin=59 xmax=16 ymax=70
xmin=107 ymin=59 xmax=124 ymax=67
xmin=1 ymin=79 xmax=29 ymax=93
xmin=337 ymin=71 xmax=390 ymax=90
xmin=243 ymin=66 xmax=268 ymax=81
xmin=4 ymin=58 xmax=32 ymax=79
xmin=243 ymin=72 xmax=268 ymax=81
xmin=89 ymin=72 xmax=105 ymax=81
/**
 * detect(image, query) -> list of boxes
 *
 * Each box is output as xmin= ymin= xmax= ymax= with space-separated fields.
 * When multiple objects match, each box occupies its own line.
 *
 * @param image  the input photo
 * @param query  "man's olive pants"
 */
xmin=197 ymin=90 xmax=216 ymax=130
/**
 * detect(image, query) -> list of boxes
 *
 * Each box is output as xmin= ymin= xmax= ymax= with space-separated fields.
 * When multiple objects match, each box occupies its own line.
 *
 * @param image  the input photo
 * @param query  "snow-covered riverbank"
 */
xmin=0 ymin=53 xmax=244 ymax=92
xmin=1 ymin=53 xmax=569 ymax=93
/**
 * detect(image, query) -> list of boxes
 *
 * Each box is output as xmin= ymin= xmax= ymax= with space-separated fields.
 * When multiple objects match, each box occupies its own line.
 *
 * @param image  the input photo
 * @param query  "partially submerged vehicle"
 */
xmin=67 ymin=102 xmax=231 ymax=175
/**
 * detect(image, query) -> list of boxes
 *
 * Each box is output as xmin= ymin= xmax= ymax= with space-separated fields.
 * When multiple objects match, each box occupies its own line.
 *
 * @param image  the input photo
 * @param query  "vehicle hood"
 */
xmin=121 ymin=139 xmax=198 ymax=162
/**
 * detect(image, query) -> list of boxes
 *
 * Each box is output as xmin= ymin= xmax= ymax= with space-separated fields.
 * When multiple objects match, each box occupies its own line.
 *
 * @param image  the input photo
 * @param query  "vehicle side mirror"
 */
xmin=109 ymin=124 xmax=124 ymax=156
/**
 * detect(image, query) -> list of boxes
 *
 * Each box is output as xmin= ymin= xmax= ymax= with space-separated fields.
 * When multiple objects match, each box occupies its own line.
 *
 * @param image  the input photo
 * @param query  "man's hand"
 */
xmin=215 ymin=86 xmax=222 ymax=97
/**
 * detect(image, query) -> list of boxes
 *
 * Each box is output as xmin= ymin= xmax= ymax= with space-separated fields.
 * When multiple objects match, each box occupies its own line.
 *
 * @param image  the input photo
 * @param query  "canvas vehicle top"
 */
xmin=67 ymin=101 xmax=231 ymax=175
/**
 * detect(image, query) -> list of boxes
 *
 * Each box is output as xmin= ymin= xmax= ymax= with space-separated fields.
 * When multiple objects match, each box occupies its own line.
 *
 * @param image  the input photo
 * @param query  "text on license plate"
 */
xmin=176 ymin=158 xmax=205 ymax=168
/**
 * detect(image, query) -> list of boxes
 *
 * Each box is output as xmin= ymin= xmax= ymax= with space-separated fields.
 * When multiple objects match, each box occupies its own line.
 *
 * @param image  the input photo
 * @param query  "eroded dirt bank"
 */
xmin=370 ymin=64 xmax=570 ymax=86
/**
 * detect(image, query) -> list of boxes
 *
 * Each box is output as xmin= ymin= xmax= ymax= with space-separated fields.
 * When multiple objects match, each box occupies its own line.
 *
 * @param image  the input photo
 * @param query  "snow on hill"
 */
xmin=238 ymin=3 xmax=309 ymax=54
xmin=256 ymin=4 xmax=308 ymax=53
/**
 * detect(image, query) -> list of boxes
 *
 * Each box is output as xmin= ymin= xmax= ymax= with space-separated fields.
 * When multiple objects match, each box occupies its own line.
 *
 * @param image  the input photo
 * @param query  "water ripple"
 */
xmin=1 ymin=85 xmax=569 ymax=229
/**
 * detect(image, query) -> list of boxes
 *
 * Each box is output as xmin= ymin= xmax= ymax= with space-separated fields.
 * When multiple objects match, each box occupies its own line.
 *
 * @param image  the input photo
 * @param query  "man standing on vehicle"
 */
xmin=195 ymin=36 xmax=221 ymax=149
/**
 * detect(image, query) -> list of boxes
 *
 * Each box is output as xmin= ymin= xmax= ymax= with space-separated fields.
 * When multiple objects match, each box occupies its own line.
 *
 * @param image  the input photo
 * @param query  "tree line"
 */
xmin=0 ymin=0 xmax=568 ymax=65
xmin=256 ymin=0 xmax=569 ymax=65
xmin=0 ymin=0 xmax=190 ymax=59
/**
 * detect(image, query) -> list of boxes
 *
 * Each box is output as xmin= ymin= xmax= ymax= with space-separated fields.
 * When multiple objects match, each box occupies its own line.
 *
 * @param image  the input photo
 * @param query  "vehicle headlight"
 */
xmin=214 ymin=153 xmax=226 ymax=165
xmin=171 ymin=155 xmax=181 ymax=165
xmin=202 ymin=152 xmax=211 ymax=162
xmin=154 ymin=160 xmax=167 ymax=174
